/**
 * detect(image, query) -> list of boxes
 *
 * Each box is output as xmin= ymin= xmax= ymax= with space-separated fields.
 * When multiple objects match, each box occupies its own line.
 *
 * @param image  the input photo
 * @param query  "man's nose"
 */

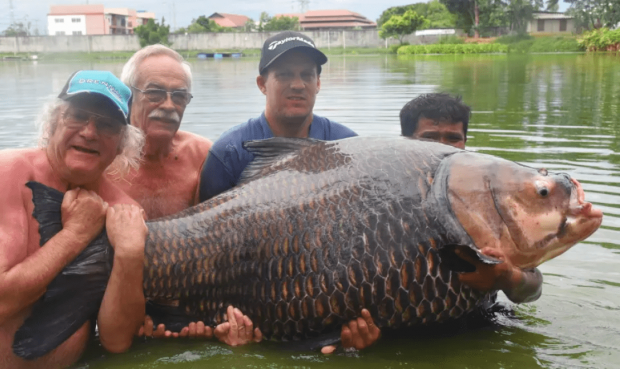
xmin=290 ymin=75 xmax=305 ymax=90
xmin=79 ymin=120 xmax=98 ymax=137
xmin=159 ymin=92 xmax=176 ymax=110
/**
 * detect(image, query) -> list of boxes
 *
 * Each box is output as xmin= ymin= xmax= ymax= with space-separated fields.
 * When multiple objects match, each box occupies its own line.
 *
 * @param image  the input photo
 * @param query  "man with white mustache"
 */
xmin=115 ymin=44 xmax=212 ymax=220
xmin=111 ymin=45 xmax=261 ymax=344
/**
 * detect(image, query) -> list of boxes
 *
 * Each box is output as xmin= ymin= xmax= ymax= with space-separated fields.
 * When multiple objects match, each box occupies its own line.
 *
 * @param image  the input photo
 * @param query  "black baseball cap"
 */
xmin=259 ymin=31 xmax=328 ymax=75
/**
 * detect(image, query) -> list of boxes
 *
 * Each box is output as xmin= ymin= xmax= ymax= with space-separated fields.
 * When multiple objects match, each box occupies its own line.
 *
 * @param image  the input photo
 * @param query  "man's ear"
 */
xmin=256 ymin=75 xmax=267 ymax=95
xmin=316 ymin=75 xmax=321 ymax=94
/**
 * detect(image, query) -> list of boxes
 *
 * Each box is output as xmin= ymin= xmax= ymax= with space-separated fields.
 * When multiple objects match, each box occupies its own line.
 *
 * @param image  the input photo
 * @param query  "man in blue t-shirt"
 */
xmin=198 ymin=31 xmax=377 ymax=353
xmin=198 ymin=31 xmax=357 ymax=202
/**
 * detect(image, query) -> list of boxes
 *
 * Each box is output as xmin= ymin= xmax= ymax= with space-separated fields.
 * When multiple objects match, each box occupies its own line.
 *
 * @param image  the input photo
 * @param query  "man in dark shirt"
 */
xmin=400 ymin=93 xmax=543 ymax=304
xmin=199 ymin=31 xmax=357 ymax=202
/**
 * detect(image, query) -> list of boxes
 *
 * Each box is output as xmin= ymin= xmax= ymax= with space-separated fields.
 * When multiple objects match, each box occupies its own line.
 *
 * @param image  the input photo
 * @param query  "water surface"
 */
xmin=0 ymin=53 xmax=618 ymax=368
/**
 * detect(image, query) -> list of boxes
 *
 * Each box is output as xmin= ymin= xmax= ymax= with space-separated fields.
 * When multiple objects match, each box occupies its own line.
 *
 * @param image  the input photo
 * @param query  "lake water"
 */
xmin=1 ymin=53 xmax=619 ymax=368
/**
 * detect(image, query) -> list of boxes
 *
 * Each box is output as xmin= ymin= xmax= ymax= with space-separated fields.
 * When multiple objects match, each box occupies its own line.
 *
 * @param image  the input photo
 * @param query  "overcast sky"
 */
xmin=2 ymin=0 xmax=570 ymax=35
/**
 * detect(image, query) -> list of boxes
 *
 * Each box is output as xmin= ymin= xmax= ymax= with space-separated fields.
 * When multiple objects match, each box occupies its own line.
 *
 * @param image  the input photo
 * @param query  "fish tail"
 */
xmin=13 ymin=181 xmax=113 ymax=360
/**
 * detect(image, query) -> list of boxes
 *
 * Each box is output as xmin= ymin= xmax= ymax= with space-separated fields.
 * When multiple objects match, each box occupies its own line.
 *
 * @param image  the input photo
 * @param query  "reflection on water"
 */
xmin=1 ymin=54 xmax=619 ymax=368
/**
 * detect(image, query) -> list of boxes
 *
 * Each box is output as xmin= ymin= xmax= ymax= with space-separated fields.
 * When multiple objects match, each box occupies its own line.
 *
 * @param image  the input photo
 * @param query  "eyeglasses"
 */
xmin=131 ymin=86 xmax=193 ymax=106
xmin=62 ymin=108 xmax=124 ymax=136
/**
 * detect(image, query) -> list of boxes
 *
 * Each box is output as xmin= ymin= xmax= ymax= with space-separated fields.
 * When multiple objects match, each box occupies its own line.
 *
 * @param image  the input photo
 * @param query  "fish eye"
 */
xmin=538 ymin=168 xmax=548 ymax=176
xmin=538 ymin=187 xmax=549 ymax=197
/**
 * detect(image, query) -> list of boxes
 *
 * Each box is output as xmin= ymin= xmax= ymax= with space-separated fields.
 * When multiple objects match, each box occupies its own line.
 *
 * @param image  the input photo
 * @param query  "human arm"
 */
xmin=321 ymin=309 xmax=381 ymax=354
xmin=98 ymin=204 xmax=148 ymax=353
xmin=0 ymin=186 xmax=107 ymax=324
xmin=455 ymin=247 xmax=543 ymax=303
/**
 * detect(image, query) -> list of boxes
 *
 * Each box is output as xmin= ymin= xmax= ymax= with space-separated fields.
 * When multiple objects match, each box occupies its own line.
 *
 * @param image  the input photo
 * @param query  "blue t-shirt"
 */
xmin=199 ymin=113 xmax=357 ymax=202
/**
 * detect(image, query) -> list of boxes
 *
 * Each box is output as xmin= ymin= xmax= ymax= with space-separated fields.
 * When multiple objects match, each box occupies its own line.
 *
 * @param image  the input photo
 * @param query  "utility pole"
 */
xmin=9 ymin=0 xmax=16 ymax=25
xmin=296 ymin=0 xmax=309 ymax=13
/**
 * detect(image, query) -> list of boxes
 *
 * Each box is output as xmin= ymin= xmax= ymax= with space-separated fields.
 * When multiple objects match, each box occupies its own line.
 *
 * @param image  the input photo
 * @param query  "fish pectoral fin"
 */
xmin=239 ymin=137 xmax=323 ymax=186
xmin=438 ymin=244 xmax=503 ymax=273
xmin=146 ymin=300 xmax=195 ymax=333
xmin=13 ymin=182 xmax=112 ymax=361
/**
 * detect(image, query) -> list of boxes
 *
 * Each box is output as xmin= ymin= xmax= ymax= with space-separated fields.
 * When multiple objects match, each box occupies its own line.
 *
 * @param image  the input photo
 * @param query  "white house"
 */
xmin=527 ymin=12 xmax=576 ymax=34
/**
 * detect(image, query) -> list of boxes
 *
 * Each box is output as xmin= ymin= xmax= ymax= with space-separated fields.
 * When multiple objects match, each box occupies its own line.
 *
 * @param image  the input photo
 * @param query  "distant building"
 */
xmin=527 ymin=12 xmax=576 ymax=34
xmin=275 ymin=9 xmax=376 ymax=30
xmin=208 ymin=12 xmax=250 ymax=30
xmin=47 ymin=4 xmax=154 ymax=35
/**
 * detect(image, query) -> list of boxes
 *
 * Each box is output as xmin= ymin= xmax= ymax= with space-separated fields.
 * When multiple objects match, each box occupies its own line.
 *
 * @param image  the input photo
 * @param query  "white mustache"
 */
xmin=148 ymin=109 xmax=180 ymax=123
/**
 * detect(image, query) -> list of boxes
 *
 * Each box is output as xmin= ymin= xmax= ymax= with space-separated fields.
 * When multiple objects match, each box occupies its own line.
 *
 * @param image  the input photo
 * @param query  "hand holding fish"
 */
xmin=214 ymin=306 xmax=262 ymax=346
xmin=321 ymin=309 xmax=381 ymax=354
xmin=138 ymin=315 xmax=215 ymax=339
xmin=106 ymin=204 xmax=147 ymax=259
xmin=61 ymin=188 xmax=108 ymax=246
xmin=455 ymin=247 xmax=542 ymax=303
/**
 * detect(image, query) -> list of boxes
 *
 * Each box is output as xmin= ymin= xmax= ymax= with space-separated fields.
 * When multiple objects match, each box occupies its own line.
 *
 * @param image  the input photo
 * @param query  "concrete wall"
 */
xmin=0 ymin=35 xmax=140 ymax=53
xmin=0 ymin=29 xmax=456 ymax=54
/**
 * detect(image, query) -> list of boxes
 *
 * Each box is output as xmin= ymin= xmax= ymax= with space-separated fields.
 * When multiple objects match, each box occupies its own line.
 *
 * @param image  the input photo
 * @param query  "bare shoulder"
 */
xmin=0 ymin=148 xmax=41 ymax=187
xmin=174 ymin=131 xmax=212 ymax=168
xmin=175 ymin=131 xmax=213 ymax=156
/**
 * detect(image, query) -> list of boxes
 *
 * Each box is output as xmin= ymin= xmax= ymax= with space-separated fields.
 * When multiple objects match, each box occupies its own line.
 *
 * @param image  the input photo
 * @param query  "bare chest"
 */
xmin=119 ymin=161 xmax=200 ymax=219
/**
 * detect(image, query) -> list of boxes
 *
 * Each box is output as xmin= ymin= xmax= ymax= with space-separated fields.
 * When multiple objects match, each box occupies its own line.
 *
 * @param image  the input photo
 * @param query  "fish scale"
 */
xmin=142 ymin=138 xmax=491 ymax=340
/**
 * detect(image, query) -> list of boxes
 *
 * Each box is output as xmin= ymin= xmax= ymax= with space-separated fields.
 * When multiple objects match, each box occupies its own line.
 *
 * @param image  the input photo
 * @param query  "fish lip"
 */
xmin=569 ymin=178 xmax=603 ymax=218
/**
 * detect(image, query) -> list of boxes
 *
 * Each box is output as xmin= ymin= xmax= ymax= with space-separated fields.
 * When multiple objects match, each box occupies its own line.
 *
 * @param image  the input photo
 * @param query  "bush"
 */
xmin=495 ymin=34 xmax=533 ymax=44
xmin=388 ymin=41 xmax=409 ymax=54
xmin=505 ymin=36 xmax=583 ymax=53
xmin=435 ymin=35 xmax=465 ymax=44
xmin=398 ymin=43 xmax=508 ymax=54
xmin=579 ymin=28 xmax=620 ymax=51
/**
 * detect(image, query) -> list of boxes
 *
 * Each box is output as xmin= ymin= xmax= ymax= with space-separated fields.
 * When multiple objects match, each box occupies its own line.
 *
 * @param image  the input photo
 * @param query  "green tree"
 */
xmin=379 ymin=10 xmax=429 ymax=44
xmin=440 ymin=0 xmax=502 ymax=37
xmin=263 ymin=15 xmax=300 ymax=31
xmin=377 ymin=5 xmax=422 ymax=27
xmin=3 ymin=22 xmax=30 ymax=36
xmin=426 ymin=0 xmax=458 ymax=28
xmin=501 ymin=0 xmax=544 ymax=33
xmin=257 ymin=12 xmax=271 ymax=31
xmin=135 ymin=18 xmax=170 ymax=47
xmin=566 ymin=0 xmax=620 ymax=29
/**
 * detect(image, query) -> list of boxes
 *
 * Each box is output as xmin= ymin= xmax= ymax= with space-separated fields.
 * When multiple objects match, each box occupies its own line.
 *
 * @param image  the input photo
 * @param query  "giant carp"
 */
xmin=13 ymin=137 xmax=602 ymax=359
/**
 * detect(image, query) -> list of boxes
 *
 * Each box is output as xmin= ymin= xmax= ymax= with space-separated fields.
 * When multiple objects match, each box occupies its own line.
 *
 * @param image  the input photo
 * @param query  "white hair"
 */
xmin=121 ymin=44 xmax=192 ymax=91
xmin=38 ymin=99 xmax=145 ymax=178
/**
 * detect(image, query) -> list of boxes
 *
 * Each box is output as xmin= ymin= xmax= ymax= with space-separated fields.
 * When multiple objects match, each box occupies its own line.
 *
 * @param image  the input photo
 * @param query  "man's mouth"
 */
xmin=288 ymin=96 xmax=306 ymax=101
xmin=72 ymin=146 xmax=99 ymax=155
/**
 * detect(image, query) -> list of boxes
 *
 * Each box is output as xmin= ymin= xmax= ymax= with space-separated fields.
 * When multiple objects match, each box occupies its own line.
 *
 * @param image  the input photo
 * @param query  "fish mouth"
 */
xmin=556 ymin=178 xmax=603 ymax=243
xmin=568 ymin=178 xmax=603 ymax=219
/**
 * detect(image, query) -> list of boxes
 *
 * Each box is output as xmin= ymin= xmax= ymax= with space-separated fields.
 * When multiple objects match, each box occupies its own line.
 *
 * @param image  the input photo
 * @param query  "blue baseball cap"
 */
xmin=58 ymin=70 xmax=131 ymax=124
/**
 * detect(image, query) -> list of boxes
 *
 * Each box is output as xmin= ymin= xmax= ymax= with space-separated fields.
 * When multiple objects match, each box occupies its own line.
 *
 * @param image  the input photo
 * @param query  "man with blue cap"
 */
xmin=0 ymin=70 xmax=148 ymax=368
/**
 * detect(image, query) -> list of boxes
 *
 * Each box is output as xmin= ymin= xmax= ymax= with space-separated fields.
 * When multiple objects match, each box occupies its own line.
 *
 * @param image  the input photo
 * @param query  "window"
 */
xmin=72 ymin=31 xmax=82 ymax=35
xmin=55 ymin=18 xmax=64 ymax=23
xmin=72 ymin=18 xmax=81 ymax=23
xmin=560 ymin=19 xmax=567 ymax=32
xmin=55 ymin=31 xmax=65 ymax=35
xmin=128 ymin=21 xmax=132 ymax=27
xmin=537 ymin=19 xmax=544 ymax=32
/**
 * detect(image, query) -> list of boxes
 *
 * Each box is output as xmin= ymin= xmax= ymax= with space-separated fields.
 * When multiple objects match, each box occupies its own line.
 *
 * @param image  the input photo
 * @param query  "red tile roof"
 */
xmin=275 ymin=9 xmax=375 ymax=29
xmin=208 ymin=12 xmax=250 ymax=28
